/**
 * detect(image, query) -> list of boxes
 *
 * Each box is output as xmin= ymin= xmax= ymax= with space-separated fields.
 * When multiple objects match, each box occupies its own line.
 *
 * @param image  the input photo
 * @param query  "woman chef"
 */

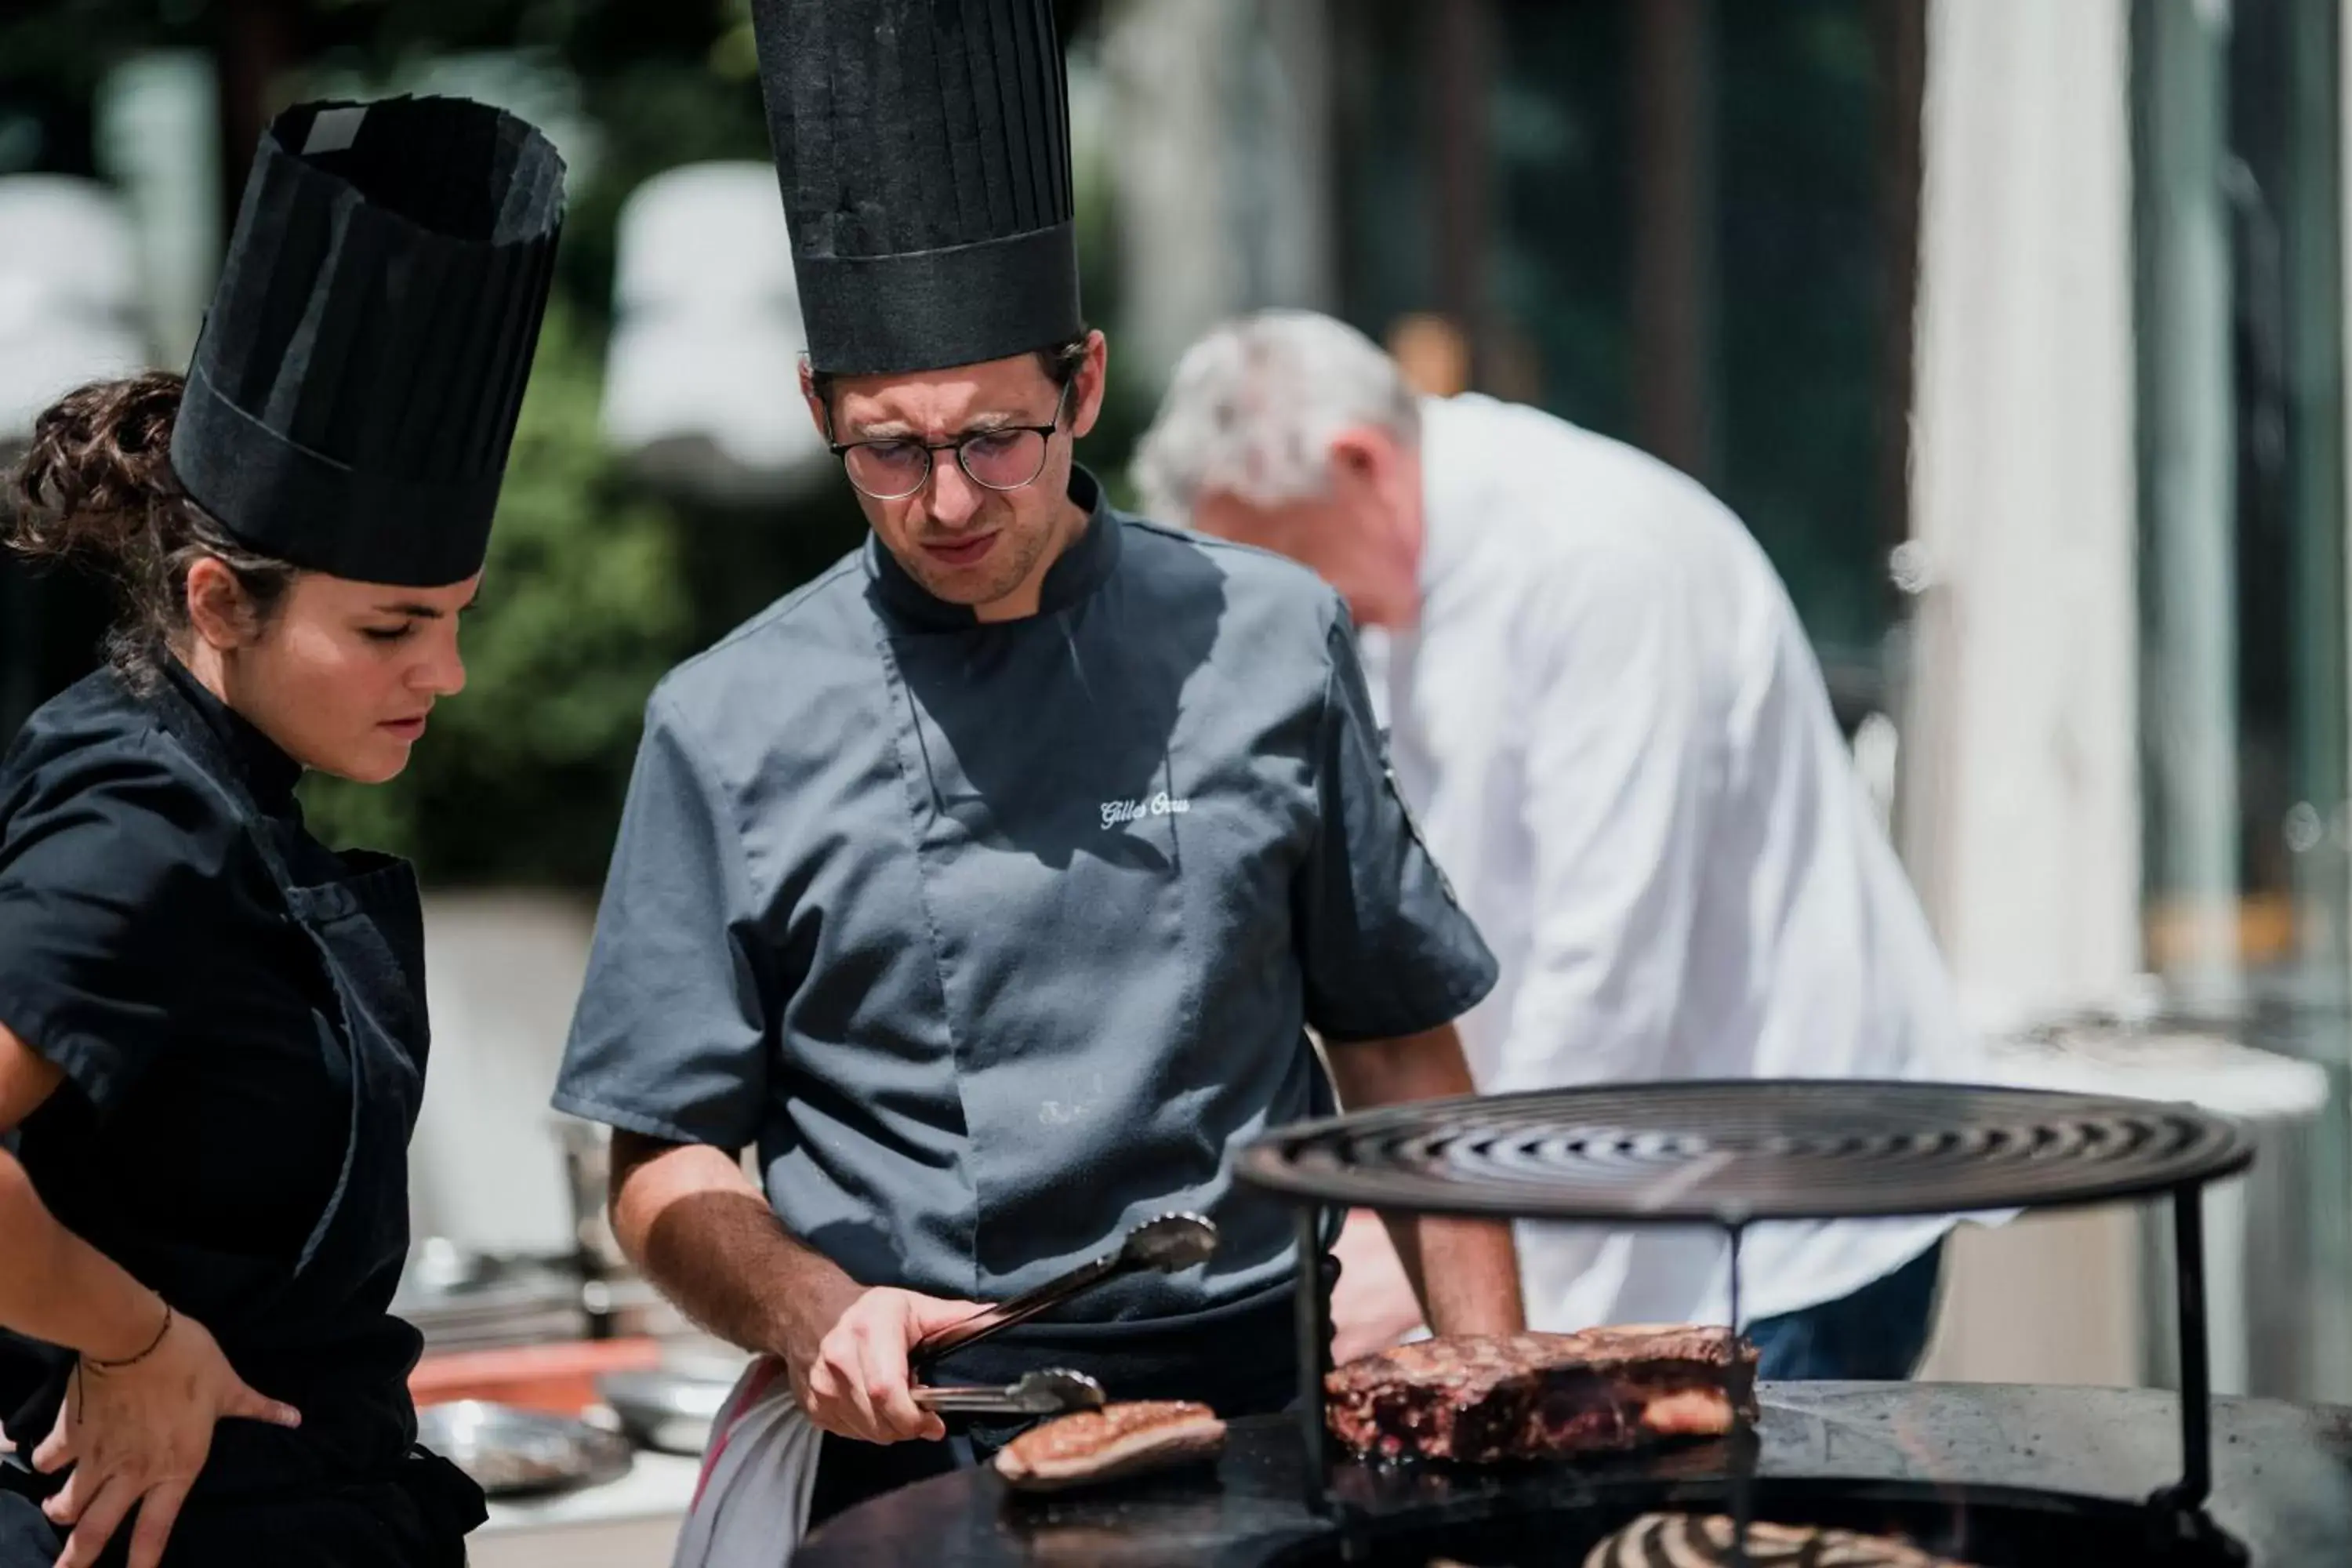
xmin=0 ymin=96 xmax=562 ymax=1568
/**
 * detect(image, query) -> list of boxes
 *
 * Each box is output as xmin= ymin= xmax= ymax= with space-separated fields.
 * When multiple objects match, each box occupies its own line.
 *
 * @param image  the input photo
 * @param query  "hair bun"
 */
xmin=6 ymin=371 xmax=187 ymax=576
xmin=6 ymin=372 xmax=298 ymax=685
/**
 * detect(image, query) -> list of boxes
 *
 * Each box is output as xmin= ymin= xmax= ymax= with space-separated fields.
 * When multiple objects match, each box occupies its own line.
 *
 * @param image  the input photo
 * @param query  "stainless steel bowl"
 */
xmin=597 ymin=1367 xmax=737 ymax=1455
xmin=416 ymin=1400 xmax=633 ymax=1497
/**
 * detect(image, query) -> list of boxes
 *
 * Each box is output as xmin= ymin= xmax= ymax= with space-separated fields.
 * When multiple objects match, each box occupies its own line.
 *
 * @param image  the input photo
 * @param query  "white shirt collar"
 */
xmin=1415 ymin=394 xmax=1504 ymax=599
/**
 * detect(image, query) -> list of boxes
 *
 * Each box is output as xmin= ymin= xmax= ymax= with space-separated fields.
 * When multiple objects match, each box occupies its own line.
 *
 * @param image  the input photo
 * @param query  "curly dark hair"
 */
xmin=5 ymin=372 xmax=298 ymax=686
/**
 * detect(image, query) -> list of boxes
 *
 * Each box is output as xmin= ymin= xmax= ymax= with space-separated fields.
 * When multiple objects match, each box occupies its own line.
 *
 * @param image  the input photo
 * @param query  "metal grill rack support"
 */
xmin=1243 ymin=1081 xmax=2255 ymax=1564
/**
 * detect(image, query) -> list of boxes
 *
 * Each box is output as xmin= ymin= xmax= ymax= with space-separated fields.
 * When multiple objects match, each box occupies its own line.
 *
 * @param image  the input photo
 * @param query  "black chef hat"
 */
xmin=169 ymin=96 xmax=565 ymax=588
xmin=752 ymin=0 xmax=1082 ymax=377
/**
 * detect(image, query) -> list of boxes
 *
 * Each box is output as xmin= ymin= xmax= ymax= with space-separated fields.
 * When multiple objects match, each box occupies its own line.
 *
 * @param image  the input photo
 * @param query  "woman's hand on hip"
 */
xmin=789 ymin=1287 xmax=982 ymax=1446
xmin=32 ymin=1306 xmax=301 ymax=1568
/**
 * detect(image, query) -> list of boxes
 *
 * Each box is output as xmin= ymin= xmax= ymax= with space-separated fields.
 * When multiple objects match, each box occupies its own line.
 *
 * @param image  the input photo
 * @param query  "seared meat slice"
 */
xmin=993 ymin=1400 xmax=1225 ymax=1492
xmin=1325 ymin=1324 xmax=1756 ymax=1463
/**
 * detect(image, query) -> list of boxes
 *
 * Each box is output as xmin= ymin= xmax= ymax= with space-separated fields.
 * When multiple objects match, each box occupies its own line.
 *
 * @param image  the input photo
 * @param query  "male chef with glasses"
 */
xmin=550 ymin=0 xmax=1524 ymax=1534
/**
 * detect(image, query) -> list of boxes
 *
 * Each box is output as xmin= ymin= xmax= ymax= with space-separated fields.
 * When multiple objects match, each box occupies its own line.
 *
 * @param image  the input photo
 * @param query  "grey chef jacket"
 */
xmin=554 ymin=468 xmax=1497 ymax=1324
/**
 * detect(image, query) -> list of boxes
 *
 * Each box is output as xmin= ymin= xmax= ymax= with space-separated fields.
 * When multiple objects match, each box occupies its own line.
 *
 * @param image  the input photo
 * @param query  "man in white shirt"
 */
xmin=1132 ymin=310 xmax=1984 ymax=1379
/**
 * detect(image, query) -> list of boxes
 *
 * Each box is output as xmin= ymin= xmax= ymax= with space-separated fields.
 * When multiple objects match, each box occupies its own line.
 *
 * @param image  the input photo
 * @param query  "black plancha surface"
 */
xmin=797 ymin=1384 xmax=2352 ymax=1567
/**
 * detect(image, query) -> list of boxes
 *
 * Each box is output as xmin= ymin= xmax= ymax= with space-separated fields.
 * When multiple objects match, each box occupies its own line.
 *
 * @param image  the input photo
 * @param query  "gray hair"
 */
xmin=1131 ymin=310 xmax=1420 ymax=523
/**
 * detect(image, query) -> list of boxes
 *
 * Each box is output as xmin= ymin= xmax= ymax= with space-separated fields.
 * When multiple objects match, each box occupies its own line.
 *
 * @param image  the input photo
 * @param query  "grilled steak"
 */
xmin=1584 ymin=1513 xmax=1973 ymax=1566
xmin=993 ymin=1400 xmax=1225 ymax=1492
xmin=1325 ymin=1324 xmax=1756 ymax=1463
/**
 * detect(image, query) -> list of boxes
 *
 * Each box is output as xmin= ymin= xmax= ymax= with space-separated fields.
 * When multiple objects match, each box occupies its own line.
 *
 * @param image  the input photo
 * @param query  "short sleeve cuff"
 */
xmin=1311 ymin=949 xmax=1499 ymax=1046
xmin=0 ymin=983 xmax=139 ymax=1117
xmin=549 ymin=1083 xmax=754 ymax=1152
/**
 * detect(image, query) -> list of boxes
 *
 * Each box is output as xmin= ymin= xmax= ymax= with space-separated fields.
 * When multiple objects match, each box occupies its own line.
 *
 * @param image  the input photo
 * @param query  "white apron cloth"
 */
xmin=670 ymin=1359 xmax=822 ymax=1568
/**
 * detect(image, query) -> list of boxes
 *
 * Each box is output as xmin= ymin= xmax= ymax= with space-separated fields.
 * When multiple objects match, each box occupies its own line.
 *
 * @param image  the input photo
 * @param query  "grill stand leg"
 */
xmin=2169 ymin=1184 xmax=2212 ymax=1509
xmin=1297 ymin=1203 xmax=1333 ymax=1519
xmin=2146 ymin=1182 xmax=2246 ymax=1562
xmin=1725 ymin=1219 xmax=1752 ymax=1568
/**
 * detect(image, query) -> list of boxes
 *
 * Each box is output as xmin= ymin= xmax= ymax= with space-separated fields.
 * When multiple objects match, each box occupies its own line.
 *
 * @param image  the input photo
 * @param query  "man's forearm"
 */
xmin=608 ymin=1131 xmax=858 ymax=1360
xmin=1323 ymin=1025 xmax=1526 ymax=1338
xmin=1381 ymin=1208 xmax=1523 ymax=1338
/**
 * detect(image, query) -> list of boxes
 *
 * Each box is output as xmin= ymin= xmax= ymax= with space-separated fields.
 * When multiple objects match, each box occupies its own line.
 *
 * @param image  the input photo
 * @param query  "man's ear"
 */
xmin=1327 ymin=426 xmax=1392 ymax=492
xmin=798 ymin=358 xmax=832 ymax=441
xmin=1070 ymin=329 xmax=1111 ymax=440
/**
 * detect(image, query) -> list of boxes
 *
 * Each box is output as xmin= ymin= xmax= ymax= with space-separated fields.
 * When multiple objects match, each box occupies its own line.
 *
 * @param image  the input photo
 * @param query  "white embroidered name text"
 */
xmin=1100 ymin=792 xmax=1192 ymax=829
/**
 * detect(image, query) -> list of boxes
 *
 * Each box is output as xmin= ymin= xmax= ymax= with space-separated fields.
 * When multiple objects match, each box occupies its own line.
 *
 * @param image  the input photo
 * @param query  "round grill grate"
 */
xmin=1237 ymin=1080 xmax=2252 ymax=1221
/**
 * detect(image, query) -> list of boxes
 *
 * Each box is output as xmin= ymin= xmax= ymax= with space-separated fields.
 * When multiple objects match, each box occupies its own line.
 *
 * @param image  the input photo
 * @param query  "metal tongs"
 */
xmin=904 ymin=1212 xmax=1218 ymax=1417
xmin=912 ymin=1368 xmax=1107 ymax=1417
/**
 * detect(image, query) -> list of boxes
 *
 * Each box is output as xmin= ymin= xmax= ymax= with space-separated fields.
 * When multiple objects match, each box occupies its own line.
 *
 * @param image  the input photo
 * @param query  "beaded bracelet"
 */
xmin=83 ymin=1302 xmax=172 ymax=1373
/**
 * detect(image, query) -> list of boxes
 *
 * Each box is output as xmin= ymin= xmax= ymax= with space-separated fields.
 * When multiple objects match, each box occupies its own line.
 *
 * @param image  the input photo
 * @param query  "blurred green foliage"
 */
xmin=299 ymin=300 xmax=695 ymax=884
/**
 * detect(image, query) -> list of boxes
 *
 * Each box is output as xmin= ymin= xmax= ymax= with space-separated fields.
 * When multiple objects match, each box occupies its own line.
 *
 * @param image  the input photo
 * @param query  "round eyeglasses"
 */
xmin=829 ymin=382 xmax=1073 ymax=502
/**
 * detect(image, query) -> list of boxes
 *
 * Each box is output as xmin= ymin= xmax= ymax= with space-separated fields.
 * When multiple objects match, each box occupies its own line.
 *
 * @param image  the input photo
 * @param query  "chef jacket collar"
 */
xmin=864 ymin=465 xmax=1122 ymax=631
xmin=158 ymin=655 xmax=306 ymax=814
xmin=1415 ymin=394 xmax=1484 ymax=604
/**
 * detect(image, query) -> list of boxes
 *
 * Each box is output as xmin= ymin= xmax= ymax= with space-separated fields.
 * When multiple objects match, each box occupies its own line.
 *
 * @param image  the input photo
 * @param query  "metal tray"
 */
xmin=416 ymin=1399 xmax=634 ymax=1498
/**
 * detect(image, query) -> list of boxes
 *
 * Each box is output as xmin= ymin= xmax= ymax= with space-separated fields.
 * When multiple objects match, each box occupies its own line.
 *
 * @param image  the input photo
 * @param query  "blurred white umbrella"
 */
xmin=602 ymin=162 xmax=831 ymax=505
xmin=0 ymin=176 xmax=150 ymax=443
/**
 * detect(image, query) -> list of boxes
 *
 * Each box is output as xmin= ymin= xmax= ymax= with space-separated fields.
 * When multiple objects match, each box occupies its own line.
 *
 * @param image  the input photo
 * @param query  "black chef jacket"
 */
xmin=0 ymin=661 xmax=473 ymax=1565
xmin=0 ymin=661 xmax=346 ymax=1250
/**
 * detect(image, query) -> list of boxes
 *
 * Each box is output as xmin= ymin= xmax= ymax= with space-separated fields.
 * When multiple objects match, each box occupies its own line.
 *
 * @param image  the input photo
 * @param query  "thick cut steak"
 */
xmin=1584 ymin=1513 xmax=1973 ymax=1566
xmin=993 ymin=1400 xmax=1225 ymax=1492
xmin=1325 ymin=1324 xmax=1757 ymax=1463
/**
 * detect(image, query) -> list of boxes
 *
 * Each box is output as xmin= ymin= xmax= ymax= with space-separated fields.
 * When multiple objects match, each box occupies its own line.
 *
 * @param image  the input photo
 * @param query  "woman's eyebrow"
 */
xmin=371 ymin=585 xmax=481 ymax=619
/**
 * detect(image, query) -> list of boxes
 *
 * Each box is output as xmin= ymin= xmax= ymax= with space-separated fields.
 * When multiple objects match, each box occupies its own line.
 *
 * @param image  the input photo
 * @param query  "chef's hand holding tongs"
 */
xmin=905 ymin=1213 xmax=1218 ymax=1419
